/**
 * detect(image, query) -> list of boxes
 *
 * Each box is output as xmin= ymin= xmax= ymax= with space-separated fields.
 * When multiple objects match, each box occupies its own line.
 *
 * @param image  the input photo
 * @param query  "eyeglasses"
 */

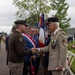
xmin=24 ymin=25 xmax=28 ymax=27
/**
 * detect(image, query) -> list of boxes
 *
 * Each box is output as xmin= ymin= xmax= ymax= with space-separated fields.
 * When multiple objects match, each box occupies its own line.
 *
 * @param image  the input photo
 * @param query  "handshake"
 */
xmin=31 ymin=48 xmax=39 ymax=54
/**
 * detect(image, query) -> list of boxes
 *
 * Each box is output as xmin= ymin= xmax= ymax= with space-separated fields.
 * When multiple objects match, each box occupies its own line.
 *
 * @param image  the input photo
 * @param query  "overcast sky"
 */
xmin=0 ymin=0 xmax=75 ymax=34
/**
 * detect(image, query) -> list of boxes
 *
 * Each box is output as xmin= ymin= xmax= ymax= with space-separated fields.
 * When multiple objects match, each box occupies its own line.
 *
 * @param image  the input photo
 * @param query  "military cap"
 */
xmin=14 ymin=20 xmax=28 ymax=26
xmin=46 ymin=17 xmax=59 ymax=25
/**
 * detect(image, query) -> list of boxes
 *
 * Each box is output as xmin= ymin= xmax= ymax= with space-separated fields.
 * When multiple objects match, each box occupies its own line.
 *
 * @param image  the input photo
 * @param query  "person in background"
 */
xmin=43 ymin=31 xmax=52 ymax=75
xmin=5 ymin=25 xmax=16 ymax=65
xmin=33 ymin=27 xmax=40 ymax=75
xmin=8 ymin=20 xmax=36 ymax=75
xmin=5 ymin=25 xmax=17 ymax=75
xmin=0 ymin=35 xmax=1 ymax=49
xmin=22 ymin=27 xmax=39 ymax=75
xmin=34 ymin=28 xmax=39 ymax=38
xmin=74 ymin=33 xmax=75 ymax=40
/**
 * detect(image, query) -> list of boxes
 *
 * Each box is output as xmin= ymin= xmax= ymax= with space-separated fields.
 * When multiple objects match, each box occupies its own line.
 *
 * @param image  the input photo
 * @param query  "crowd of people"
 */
xmin=4 ymin=17 xmax=68 ymax=75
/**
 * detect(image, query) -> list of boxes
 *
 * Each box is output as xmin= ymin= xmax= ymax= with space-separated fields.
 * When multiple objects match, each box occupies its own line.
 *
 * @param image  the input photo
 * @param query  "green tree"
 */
xmin=13 ymin=0 xmax=50 ymax=25
xmin=26 ymin=14 xmax=37 ymax=26
xmin=50 ymin=0 xmax=71 ymax=31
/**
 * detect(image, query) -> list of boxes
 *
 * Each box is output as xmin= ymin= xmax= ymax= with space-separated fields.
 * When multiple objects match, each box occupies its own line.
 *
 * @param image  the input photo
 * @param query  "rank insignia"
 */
xmin=51 ymin=39 xmax=56 ymax=49
xmin=19 ymin=37 xmax=22 ymax=42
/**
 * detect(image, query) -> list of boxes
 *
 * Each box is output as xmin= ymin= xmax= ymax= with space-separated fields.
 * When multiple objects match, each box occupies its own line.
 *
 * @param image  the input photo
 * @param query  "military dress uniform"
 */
xmin=40 ymin=29 xmax=67 ymax=75
xmin=38 ymin=17 xmax=68 ymax=75
xmin=8 ymin=20 xmax=32 ymax=75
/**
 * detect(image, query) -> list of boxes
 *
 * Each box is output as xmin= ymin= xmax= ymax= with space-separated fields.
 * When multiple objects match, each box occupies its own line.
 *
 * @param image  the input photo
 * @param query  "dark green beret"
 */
xmin=14 ymin=20 xmax=28 ymax=26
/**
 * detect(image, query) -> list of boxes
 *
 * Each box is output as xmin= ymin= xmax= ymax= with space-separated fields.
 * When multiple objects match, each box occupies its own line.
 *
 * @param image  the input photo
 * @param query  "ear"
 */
xmin=53 ymin=24 xmax=56 ymax=28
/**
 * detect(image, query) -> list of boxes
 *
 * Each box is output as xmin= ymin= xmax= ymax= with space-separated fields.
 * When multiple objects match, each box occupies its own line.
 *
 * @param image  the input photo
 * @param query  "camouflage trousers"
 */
xmin=8 ymin=62 xmax=23 ymax=75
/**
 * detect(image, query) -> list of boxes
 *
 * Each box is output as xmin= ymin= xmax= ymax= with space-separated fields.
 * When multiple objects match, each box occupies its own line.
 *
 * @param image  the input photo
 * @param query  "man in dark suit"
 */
xmin=22 ymin=27 xmax=39 ymax=75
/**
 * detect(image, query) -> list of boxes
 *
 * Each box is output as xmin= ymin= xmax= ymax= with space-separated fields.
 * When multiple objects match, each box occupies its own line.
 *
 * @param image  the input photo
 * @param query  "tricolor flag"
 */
xmin=39 ymin=14 xmax=45 ymax=47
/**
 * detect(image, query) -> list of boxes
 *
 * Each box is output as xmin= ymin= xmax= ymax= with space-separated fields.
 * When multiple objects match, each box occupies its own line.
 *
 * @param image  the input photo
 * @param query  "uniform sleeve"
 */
xmin=58 ymin=32 xmax=67 ymax=66
xmin=40 ymin=46 xmax=49 ymax=53
xmin=25 ymin=43 xmax=31 ymax=50
xmin=14 ymin=35 xmax=32 ymax=56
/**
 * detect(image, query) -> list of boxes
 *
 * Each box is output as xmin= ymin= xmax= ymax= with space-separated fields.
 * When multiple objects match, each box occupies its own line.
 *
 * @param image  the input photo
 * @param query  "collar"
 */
xmin=54 ymin=27 xmax=60 ymax=35
xmin=16 ymin=29 xmax=22 ymax=33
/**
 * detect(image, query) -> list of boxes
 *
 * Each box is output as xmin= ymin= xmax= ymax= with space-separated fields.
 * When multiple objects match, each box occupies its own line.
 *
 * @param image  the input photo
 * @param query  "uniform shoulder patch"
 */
xmin=62 ymin=39 xmax=65 ymax=43
xmin=19 ymin=37 xmax=22 ymax=42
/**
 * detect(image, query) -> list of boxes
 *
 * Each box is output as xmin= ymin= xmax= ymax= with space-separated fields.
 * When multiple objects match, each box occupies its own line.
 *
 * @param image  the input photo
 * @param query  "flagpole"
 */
xmin=39 ymin=13 xmax=45 ymax=47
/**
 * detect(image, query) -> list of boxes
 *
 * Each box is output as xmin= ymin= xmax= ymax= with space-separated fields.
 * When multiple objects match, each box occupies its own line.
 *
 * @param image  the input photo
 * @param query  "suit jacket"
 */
xmin=40 ymin=28 xmax=67 ymax=70
xmin=23 ymin=34 xmax=38 ymax=62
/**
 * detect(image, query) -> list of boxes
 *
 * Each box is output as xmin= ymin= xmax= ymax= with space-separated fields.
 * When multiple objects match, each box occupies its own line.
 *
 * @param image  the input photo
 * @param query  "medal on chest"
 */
xmin=51 ymin=39 xmax=57 ymax=49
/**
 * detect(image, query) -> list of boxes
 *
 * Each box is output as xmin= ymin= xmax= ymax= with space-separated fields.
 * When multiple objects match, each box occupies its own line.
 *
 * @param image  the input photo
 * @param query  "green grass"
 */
xmin=68 ymin=42 xmax=75 ymax=73
xmin=70 ymin=59 xmax=75 ymax=74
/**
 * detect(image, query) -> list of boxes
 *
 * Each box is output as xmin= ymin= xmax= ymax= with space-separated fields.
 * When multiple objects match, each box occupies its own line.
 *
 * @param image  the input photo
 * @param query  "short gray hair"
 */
xmin=53 ymin=22 xmax=59 ymax=28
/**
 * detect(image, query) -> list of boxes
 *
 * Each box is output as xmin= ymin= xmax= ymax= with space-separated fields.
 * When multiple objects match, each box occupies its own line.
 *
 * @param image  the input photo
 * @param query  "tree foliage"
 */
xmin=13 ymin=0 xmax=50 ymax=24
xmin=26 ymin=14 xmax=37 ymax=26
xmin=50 ymin=0 xmax=71 ymax=31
